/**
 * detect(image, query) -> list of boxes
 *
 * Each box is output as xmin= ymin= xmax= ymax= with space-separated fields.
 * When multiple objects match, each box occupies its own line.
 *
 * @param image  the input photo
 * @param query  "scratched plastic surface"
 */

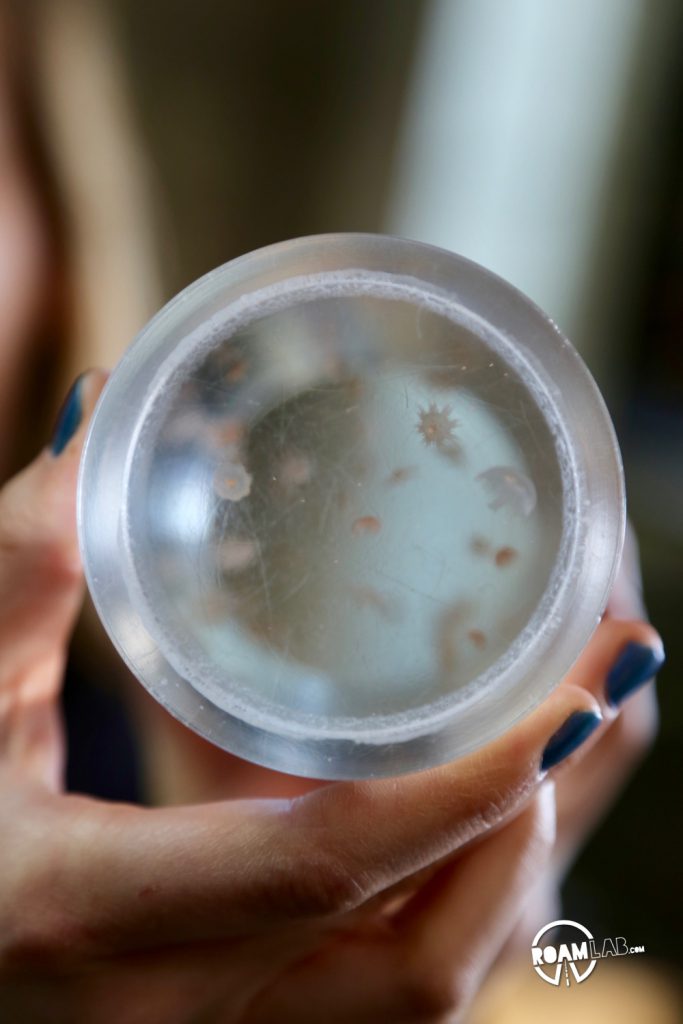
xmin=126 ymin=290 xmax=566 ymax=721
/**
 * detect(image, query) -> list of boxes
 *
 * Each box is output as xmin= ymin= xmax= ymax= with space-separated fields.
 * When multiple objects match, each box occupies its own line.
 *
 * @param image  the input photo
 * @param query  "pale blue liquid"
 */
xmin=128 ymin=292 xmax=566 ymax=723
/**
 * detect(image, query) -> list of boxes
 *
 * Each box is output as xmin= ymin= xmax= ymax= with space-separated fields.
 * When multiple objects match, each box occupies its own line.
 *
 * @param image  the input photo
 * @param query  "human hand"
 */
xmin=499 ymin=523 xmax=665 ymax=952
xmin=0 ymin=370 xmax=664 ymax=1023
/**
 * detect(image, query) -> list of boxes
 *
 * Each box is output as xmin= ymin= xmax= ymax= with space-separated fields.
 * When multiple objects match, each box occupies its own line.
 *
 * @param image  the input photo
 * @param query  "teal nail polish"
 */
xmin=541 ymin=710 xmax=602 ymax=772
xmin=606 ymin=642 xmax=665 ymax=708
xmin=50 ymin=375 xmax=85 ymax=455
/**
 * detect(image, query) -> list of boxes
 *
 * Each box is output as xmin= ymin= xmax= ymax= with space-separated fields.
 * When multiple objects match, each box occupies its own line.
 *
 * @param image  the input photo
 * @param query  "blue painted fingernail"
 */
xmin=50 ymin=374 xmax=85 ymax=455
xmin=606 ymin=642 xmax=665 ymax=708
xmin=541 ymin=711 xmax=602 ymax=772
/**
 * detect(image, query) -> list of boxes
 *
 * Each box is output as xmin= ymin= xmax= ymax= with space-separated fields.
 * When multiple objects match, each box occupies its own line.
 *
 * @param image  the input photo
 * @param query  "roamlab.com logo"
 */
xmin=531 ymin=919 xmax=645 ymax=987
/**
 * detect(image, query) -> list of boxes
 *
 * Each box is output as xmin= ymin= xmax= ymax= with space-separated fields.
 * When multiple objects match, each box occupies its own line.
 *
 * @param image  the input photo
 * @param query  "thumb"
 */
xmin=0 ymin=369 xmax=107 ymax=788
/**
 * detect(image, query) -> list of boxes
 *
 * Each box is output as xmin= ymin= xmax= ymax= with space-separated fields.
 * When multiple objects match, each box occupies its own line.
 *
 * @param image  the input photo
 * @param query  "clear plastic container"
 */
xmin=77 ymin=234 xmax=625 ymax=779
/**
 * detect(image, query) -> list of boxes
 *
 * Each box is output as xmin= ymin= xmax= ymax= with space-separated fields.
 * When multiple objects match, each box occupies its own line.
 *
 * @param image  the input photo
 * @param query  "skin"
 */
xmin=0 ymin=372 xmax=664 ymax=1022
xmin=0 ymin=15 xmax=665 ymax=1020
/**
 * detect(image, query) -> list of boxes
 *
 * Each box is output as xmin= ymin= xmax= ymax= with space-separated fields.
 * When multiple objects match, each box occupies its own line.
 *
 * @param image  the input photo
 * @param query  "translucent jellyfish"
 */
xmin=277 ymin=450 xmax=314 ymax=488
xmin=351 ymin=515 xmax=382 ymax=536
xmin=467 ymin=629 xmax=487 ymax=649
xmin=416 ymin=402 xmax=460 ymax=450
xmin=213 ymin=460 xmax=252 ymax=501
xmin=476 ymin=466 xmax=537 ymax=517
xmin=494 ymin=545 xmax=518 ymax=567
xmin=218 ymin=537 xmax=258 ymax=572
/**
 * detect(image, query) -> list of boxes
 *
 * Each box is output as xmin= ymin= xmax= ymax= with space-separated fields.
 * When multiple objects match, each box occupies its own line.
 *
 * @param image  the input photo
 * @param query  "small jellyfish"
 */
xmin=416 ymin=402 xmax=460 ymax=450
xmin=351 ymin=515 xmax=382 ymax=536
xmin=476 ymin=466 xmax=537 ymax=517
xmin=467 ymin=629 xmax=487 ymax=649
xmin=218 ymin=538 xmax=258 ymax=572
xmin=277 ymin=450 xmax=314 ymax=488
xmin=213 ymin=460 xmax=252 ymax=501
xmin=495 ymin=546 xmax=518 ymax=567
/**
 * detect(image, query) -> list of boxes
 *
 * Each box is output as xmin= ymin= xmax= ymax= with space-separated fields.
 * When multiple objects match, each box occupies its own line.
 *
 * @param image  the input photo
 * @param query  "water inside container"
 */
xmin=125 ymin=280 xmax=568 ymax=727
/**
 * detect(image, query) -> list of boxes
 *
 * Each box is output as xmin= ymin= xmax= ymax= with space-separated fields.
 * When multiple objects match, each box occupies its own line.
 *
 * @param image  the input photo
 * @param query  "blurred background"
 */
xmin=4 ymin=0 xmax=681 ymax=1018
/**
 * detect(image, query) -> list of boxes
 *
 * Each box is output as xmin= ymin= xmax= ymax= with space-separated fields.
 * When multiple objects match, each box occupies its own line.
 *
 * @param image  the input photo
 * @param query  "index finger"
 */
xmin=5 ymin=679 xmax=600 ymax=961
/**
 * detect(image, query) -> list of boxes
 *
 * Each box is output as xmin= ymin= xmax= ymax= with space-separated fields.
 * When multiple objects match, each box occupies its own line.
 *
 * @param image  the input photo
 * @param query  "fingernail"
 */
xmin=606 ymin=642 xmax=665 ymax=708
xmin=541 ymin=710 xmax=602 ymax=772
xmin=50 ymin=374 xmax=86 ymax=455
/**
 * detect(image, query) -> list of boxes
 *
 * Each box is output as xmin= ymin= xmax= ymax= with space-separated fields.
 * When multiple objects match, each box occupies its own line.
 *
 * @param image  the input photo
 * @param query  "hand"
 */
xmin=0 ymin=370 xmax=664 ymax=1023
xmin=499 ymin=522 xmax=664 ymax=952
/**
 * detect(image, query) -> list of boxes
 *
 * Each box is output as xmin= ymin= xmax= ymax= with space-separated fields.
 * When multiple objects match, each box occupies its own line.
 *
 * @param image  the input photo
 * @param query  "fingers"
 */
xmin=244 ymin=786 xmax=556 ymax=1024
xmin=2 ymin=437 xmax=625 ymax=963
xmin=295 ymin=542 xmax=663 ymax=936
xmin=288 ymin=682 xmax=598 ymax=902
xmin=596 ymin=521 xmax=663 ymax=720
xmin=552 ymin=621 xmax=662 ymax=874
xmin=3 ymin=676 xmax=601 ymax=960
xmin=586 ymin=521 xmax=664 ymax=717
xmin=0 ymin=369 xmax=107 ymax=788
xmin=551 ymin=523 xmax=664 ymax=874
xmin=561 ymin=616 xmax=663 ymax=719
xmin=551 ymin=689 xmax=657 ymax=879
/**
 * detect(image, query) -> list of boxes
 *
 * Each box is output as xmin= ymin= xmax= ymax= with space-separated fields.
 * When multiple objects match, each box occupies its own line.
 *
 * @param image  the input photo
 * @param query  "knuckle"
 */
xmin=278 ymin=851 xmax=363 ymax=918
